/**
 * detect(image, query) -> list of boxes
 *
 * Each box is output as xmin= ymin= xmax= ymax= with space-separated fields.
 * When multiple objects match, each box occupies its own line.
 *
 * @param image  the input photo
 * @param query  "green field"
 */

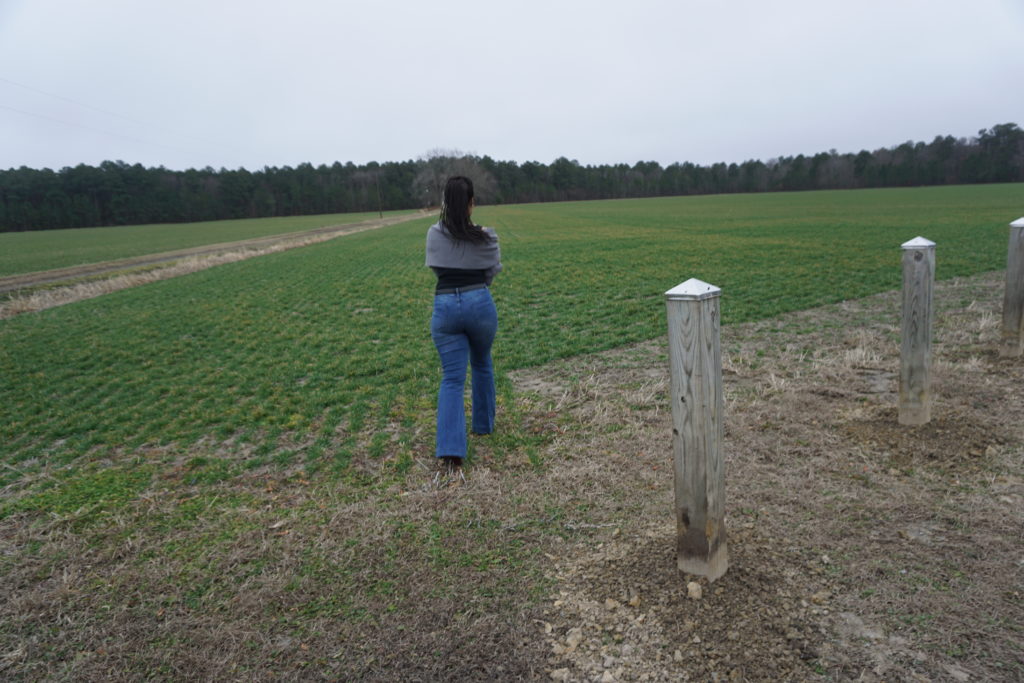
xmin=2 ymin=184 xmax=1021 ymax=481
xmin=0 ymin=209 xmax=414 ymax=277
xmin=1 ymin=183 xmax=1021 ymax=678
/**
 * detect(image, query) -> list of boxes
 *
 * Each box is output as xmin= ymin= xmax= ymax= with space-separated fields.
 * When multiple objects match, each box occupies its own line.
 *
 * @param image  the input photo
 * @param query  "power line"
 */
xmin=0 ymin=75 xmax=224 ymax=151
xmin=0 ymin=102 xmax=180 ymax=152
xmin=0 ymin=75 xmax=148 ymax=127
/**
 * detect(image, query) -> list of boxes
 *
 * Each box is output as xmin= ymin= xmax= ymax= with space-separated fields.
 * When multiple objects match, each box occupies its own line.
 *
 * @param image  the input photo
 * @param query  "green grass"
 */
xmin=1 ymin=183 xmax=1021 ymax=679
xmin=0 ymin=209 xmax=414 ymax=276
xmin=2 ymin=184 xmax=1021 ymax=494
xmin=7 ymin=464 xmax=153 ymax=518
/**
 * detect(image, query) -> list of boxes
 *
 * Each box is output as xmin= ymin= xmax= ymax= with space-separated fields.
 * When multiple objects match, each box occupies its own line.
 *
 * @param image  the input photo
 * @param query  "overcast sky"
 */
xmin=2 ymin=0 xmax=1022 ymax=172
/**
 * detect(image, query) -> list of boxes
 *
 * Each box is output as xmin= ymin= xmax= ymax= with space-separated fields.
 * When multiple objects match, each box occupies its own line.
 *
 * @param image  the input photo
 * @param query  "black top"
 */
xmin=432 ymin=267 xmax=488 ymax=291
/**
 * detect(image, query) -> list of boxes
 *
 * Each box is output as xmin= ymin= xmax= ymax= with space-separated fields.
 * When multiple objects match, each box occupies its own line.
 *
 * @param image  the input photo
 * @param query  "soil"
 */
xmin=509 ymin=269 xmax=1023 ymax=681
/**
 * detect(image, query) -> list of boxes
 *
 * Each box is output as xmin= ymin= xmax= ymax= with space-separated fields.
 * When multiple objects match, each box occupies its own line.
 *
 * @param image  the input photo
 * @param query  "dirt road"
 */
xmin=0 ymin=210 xmax=427 ymax=294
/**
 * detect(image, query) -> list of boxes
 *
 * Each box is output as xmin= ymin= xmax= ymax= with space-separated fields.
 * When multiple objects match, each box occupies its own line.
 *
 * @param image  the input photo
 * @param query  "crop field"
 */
xmin=3 ymin=184 xmax=1018 ymax=480
xmin=0 ymin=209 xmax=414 ymax=277
xmin=0 ymin=183 xmax=1021 ymax=679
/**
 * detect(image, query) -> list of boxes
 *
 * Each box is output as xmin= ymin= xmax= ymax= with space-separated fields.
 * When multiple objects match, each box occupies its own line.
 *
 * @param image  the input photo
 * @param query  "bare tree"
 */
xmin=412 ymin=149 xmax=497 ymax=208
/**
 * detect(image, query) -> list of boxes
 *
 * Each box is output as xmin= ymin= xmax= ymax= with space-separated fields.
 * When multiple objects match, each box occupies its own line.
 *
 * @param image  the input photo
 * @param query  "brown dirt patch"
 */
xmin=842 ymin=407 xmax=1011 ymax=470
xmin=512 ymin=269 xmax=1023 ymax=681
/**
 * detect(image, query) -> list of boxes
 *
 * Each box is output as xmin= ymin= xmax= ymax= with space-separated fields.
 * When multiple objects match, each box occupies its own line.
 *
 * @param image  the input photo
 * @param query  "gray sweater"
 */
xmin=424 ymin=222 xmax=503 ymax=284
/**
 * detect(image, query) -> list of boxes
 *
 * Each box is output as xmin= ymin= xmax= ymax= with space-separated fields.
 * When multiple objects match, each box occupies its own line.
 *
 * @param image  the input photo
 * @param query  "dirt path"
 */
xmin=0 ymin=210 xmax=428 ymax=294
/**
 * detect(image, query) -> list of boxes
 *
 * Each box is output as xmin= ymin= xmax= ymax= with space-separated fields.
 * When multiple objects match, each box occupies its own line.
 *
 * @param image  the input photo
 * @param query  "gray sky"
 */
xmin=2 ymin=0 xmax=1022 ymax=172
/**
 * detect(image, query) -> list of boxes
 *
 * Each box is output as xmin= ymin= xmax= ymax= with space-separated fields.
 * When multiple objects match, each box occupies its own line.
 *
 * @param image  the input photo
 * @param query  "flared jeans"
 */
xmin=430 ymin=287 xmax=497 ymax=459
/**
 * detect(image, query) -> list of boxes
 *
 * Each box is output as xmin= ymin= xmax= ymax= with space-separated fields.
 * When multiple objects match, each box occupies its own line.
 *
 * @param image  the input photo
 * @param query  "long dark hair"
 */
xmin=439 ymin=176 xmax=489 ymax=244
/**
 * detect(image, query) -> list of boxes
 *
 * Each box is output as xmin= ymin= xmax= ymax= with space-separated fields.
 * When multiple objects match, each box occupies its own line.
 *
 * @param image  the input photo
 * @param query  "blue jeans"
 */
xmin=430 ymin=287 xmax=498 ymax=459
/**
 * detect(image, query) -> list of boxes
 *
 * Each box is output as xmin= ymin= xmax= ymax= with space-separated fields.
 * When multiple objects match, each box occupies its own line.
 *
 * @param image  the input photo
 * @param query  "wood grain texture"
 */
xmin=666 ymin=288 xmax=728 ymax=581
xmin=899 ymin=242 xmax=935 ymax=425
xmin=1001 ymin=223 xmax=1024 ymax=357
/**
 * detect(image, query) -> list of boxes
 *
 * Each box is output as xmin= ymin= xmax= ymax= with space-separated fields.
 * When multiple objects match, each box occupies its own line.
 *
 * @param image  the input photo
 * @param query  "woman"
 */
xmin=425 ymin=176 xmax=502 ymax=478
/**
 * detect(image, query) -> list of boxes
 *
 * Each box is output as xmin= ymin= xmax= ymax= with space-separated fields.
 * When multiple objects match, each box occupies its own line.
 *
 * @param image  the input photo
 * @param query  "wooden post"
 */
xmin=899 ymin=237 xmax=935 ymax=426
xmin=665 ymin=278 xmax=728 ymax=582
xmin=1000 ymin=217 xmax=1024 ymax=357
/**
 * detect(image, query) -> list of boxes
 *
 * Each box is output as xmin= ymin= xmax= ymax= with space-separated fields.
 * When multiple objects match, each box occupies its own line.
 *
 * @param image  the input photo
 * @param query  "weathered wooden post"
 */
xmin=899 ymin=237 xmax=935 ymax=426
xmin=1000 ymin=217 xmax=1024 ymax=357
xmin=665 ymin=278 xmax=728 ymax=582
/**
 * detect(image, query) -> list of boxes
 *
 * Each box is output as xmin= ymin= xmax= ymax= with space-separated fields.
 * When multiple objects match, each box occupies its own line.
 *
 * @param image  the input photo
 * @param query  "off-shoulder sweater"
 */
xmin=424 ymin=222 xmax=502 ymax=287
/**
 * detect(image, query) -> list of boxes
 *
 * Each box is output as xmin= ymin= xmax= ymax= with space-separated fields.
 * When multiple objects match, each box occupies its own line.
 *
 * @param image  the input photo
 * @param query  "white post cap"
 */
xmin=1010 ymin=217 xmax=1024 ymax=228
xmin=901 ymin=236 xmax=936 ymax=250
xmin=665 ymin=278 xmax=721 ymax=301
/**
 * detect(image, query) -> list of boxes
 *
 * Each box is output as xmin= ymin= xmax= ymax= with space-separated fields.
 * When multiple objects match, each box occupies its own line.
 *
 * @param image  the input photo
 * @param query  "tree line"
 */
xmin=2 ymin=123 xmax=1022 ymax=232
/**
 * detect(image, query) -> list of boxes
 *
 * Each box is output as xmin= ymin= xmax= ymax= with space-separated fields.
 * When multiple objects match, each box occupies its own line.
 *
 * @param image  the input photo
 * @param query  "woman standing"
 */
xmin=425 ymin=176 xmax=502 ymax=478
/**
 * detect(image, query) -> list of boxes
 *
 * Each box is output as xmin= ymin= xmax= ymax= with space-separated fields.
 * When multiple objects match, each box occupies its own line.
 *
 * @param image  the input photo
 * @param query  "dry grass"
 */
xmin=510 ymin=270 xmax=1022 ymax=681
xmin=0 ymin=463 xmax=556 ymax=681
xmin=3 ymin=249 xmax=274 ymax=318
xmin=0 ymin=213 xmax=421 ymax=319
xmin=1 ymin=270 xmax=1021 ymax=681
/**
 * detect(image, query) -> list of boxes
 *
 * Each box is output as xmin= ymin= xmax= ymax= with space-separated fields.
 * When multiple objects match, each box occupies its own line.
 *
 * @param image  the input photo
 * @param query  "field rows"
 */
xmin=1 ymin=184 xmax=1021 ymax=499
xmin=0 ymin=209 xmax=414 ymax=277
